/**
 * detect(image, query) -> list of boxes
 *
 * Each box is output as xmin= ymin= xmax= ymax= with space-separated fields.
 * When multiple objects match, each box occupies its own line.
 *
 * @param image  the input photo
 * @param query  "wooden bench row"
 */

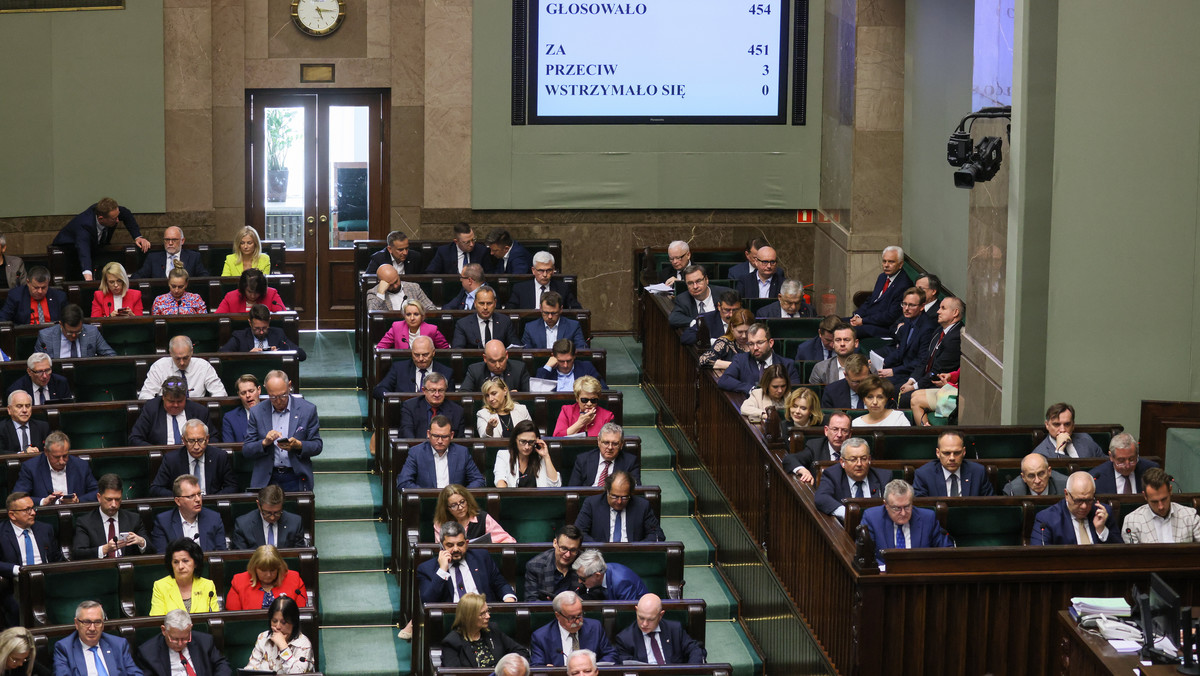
xmin=785 ymin=423 xmax=1125 ymax=459
xmin=45 ymin=241 xmax=287 ymax=284
xmin=353 ymin=239 xmax=564 ymax=277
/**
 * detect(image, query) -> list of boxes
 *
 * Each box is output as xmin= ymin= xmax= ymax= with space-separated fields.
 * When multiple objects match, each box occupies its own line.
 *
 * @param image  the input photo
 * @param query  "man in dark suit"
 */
xmin=6 ymin=352 xmax=73 ymax=405
xmin=914 ymin=273 xmax=943 ymax=323
xmin=1090 ymin=432 xmax=1159 ymax=494
xmin=130 ymin=379 xmax=211 ymax=447
xmin=1 ymin=390 xmax=49 ymax=454
xmin=131 ymin=227 xmax=209 ymax=279
xmin=1032 ymin=402 xmax=1106 ymax=459
xmin=782 ymin=412 xmax=852 ymax=485
xmin=530 ymin=591 xmax=618 ymax=667
xmin=861 ymin=480 xmax=955 ymax=567
xmin=898 ymin=297 xmax=964 ymax=404
xmin=149 ymin=420 xmax=239 ymax=497
xmin=14 ymin=431 xmax=98 ymax=504
xmin=679 ymin=290 xmax=741 ymax=346
xmin=137 ymin=609 xmax=232 ymax=676
xmin=728 ymin=237 xmax=772 ymax=280
xmin=452 ymin=287 xmax=517 ymax=348
xmin=242 ymin=370 xmax=323 ymax=492
xmin=733 ymin=245 xmax=784 ymax=299
xmin=365 ymin=230 xmax=424 ymax=275
xmin=567 ymin=423 xmax=641 ymax=487
xmin=1003 ymin=453 xmax=1070 ymax=496
xmin=793 ymin=315 xmax=840 ymax=363
xmin=396 ymin=416 xmax=485 ymax=489
xmin=813 ymin=438 xmax=890 ymax=520
xmin=913 ymin=431 xmax=993 ymax=497
xmin=756 ymin=279 xmax=816 ymax=319
xmin=847 ymin=245 xmax=912 ymax=338
xmin=35 ymin=304 xmax=117 ymax=358
xmin=571 ymin=550 xmax=648 ymax=602
xmin=614 ymin=593 xmax=706 ymax=665
xmin=522 ymin=292 xmax=587 ymax=349
xmin=809 ymin=324 xmax=862 ymax=386
xmin=219 ymin=303 xmax=307 ymax=360
xmin=53 ymin=601 xmax=143 ymax=676
xmin=667 ymin=265 xmax=732 ymax=330
xmin=1031 ymin=472 xmax=1121 ymax=545
xmin=877 ymin=288 xmax=936 ymax=385
xmin=417 ymin=520 xmax=517 ymax=603
xmin=220 ymin=374 xmax=260 ymax=444
xmin=819 ymin=354 xmax=872 ymax=409
xmin=461 ymin=341 xmax=531 ymax=392
xmin=441 ymin=263 xmax=486 ymax=311
xmin=715 ymin=324 xmax=802 ymax=395
xmin=231 ymin=485 xmax=307 ymax=550
xmin=658 ymin=241 xmax=691 ymax=286
xmin=373 ymin=336 xmax=455 ymax=400
xmin=483 ymin=229 xmax=533 ymax=275
xmin=149 ymin=475 xmax=227 ymax=552
xmin=424 ymin=222 xmax=488 ymax=274
xmin=575 ymin=471 xmax=664 ymax=543
xmin=399 ymin=372 xmax=465 ymax=438
xmin=0 ymin=266 xmax=67 ymax=325
xmin=51 ymin=198 xmax=151 ymax=280
xmin=506 ymin=251 xmax=581 ymax=310
xmin=72 ymin=473 xmax=151 ymax=559
xmin=535 ymin=338 xmax=607 ymax=391
xmin=0 ymin=491 xmax=63 ymax=624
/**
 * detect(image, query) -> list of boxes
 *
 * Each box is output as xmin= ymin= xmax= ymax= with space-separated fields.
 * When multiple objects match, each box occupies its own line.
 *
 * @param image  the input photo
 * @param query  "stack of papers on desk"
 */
xmin=1072 ymin=596 xmax=1132 ymax=617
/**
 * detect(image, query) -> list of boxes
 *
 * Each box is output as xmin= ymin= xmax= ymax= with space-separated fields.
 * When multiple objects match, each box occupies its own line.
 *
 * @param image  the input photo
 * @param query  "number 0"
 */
xmin=762 ymin=85 xmax=770 ymax=95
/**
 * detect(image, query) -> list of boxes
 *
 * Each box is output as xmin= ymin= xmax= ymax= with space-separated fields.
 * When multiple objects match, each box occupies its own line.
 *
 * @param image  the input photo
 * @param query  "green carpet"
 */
xmin=662 ymin=516 xmax=715 ymax=566
xmin=705 ymin=620 xmax=764 ymax=676
xmin=318 ymin=571 xmax=401 ymax=624
xmin=644 ymin=469 xmax=695 ymax=516
xmin=592 ymin=336 xmax=641 ymax=386
xmin=613 ymin=385 xmax=657 ymax=427
xmin=319 ymin=627 xmax=409 ymax=676
xmin=299 ymin=331 xmax=360 ymax=387
xmin=314 ymin=521 xmax=389 ymax=571
xmin=627 ymin=426 xmax=675 ymax=469
xmin=313 ymin=430 xmax=373 ymax=471
xmin=683 ymin=566 xmax=738 ymax=619
xmin=314 ymin=472 xmax=381 ymax=520
xmin=302 ymin=389 xmax=368 ymax=427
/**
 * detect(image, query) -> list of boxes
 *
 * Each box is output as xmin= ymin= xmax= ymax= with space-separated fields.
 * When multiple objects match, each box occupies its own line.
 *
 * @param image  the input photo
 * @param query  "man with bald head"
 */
xmin=366 ymin=263 xmax=436 ymax=312
xmin=243 ymin=370 xmax=322 ymax=491
xmin=1031 ymin=472 xmax=1121 ymax=545
xmin=461 ymin=340 xmax=530 ymax=392
xmin=735 ymin=245 xmax=784 ymax=299
xmin=132 ymin=227 xmax=209 ymax=279
xmin=139 ymin=335 xmax=227 ymax=400
xmin=373 ymin=335 xmax=455 ymax=399
xmin=614 ymin=593 xmax=706 ymax=665
xmin=1003 ymin=453 xmax=1069 ymax=496
xmin=443 ymin=263 xmax=487 ymax=310
xmin=453 ymin=286 xmax=517 ymax=349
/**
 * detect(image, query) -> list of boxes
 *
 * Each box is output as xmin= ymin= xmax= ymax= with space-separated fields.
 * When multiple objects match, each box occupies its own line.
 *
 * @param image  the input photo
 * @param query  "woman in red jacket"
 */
xmin=216 ymin=268 xmax=287 ymax=313
xmin=226 ymin=545 xmax=308 ymax=610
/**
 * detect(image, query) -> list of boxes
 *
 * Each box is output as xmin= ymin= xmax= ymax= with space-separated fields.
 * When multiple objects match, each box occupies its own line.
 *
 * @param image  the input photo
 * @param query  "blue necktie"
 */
xmin=612 ymin=510 xmax=623 ymax=542
xmin=22 ymin=530 xmax=34 ymax=565
xmin=895 ymin=525 xmax=906 ymax=549
xmin=453 ymin=565 xmax=467 ymax=600
xmin=171 ymin=416 xmax=181 ymax=446
xmin=854 ymin=481 xmax=865 ymax=499
xmin=90 ymin=647 xmax=109 ymax=676
xmin=267 ymin=524 xmax=275 ymax=546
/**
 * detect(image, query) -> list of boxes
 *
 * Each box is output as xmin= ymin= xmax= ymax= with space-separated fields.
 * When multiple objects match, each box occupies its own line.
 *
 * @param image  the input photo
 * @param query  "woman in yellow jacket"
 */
xmin=150 ymin=538 xmax=222 ymax=615
xmin=222 ymin=226 xmax=272 ymax=277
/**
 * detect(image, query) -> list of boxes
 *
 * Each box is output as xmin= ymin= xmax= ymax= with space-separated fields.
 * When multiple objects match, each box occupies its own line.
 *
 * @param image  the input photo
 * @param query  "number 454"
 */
xmin=749 ymin=4 xmax=771 ymax=14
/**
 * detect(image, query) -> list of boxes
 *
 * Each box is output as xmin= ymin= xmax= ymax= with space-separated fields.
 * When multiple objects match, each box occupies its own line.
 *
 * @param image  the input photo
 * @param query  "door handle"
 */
xmin=319 ymin=215 xmax=328 ymax=224
xmin=306 ymin=216 xmax=315 ymax=236
xmin=307 ymin=217 xmax=315 ymax=224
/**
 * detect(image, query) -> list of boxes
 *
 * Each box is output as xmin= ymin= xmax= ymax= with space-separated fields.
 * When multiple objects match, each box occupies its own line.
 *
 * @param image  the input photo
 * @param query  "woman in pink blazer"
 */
xmin=91 ymin=261 xmax=144 ymax=316
xmin=376 ymin=300 xmax=450 ymax=349
xmin=553 ymin=375 xmax=614 ymax=437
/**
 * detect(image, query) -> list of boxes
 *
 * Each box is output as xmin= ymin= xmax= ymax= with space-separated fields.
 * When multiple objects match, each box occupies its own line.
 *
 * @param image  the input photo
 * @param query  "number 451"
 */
xmin=749 ymin=4 xmax=771 ymax=14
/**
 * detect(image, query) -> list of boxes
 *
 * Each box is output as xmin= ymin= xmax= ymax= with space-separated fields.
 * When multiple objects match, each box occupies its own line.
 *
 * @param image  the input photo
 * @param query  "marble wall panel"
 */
xmin=211 ymin=105 xmax=245 ymax=213
xmin=965 ymin=118 xmax=1010 ymax=359
xmin=424 ymin=2 xmax=471 ymax=109
xmin=849 ymin=130 xmax=904 ymax=236
xmin=243 ymin=58 xmax=392 ymax=88
xmin=391 ymin=105 xmax=425 ymax=208
xmin=164 ymin=109 xmax=214 ymax=213
xmin=244 ymin=1 xmax=267 ymax=60
xmin=366 ymin=0 xmax=390 ymax=58
xmin=960 ymin=331 xmax=1003 ymax=423
xmin=424 ymin=105 xmax=471 ymax=208
xmin=858 ymin=0 xmax=904 ymax=27
xmin=391 ymin=0 xmax=425 ymax=106
xmin=211 ymin=0 xmax=245 ymax=108
xmin=855 ymin=26 xmax=904 ymax=132
xmin=164 ymin=5 xmax=212 ymax=111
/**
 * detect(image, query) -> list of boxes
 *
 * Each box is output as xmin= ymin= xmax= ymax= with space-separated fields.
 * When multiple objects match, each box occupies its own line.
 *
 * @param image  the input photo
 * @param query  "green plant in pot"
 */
xmin=266 ymin=109 xmax=299 ymax=202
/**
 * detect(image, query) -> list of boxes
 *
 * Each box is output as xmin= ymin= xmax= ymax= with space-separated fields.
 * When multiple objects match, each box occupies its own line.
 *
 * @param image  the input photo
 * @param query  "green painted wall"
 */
xmin=0 ymin=4 xmax=165 ymax=217
xmin=472 ymin=1 xmax=824 ymax=209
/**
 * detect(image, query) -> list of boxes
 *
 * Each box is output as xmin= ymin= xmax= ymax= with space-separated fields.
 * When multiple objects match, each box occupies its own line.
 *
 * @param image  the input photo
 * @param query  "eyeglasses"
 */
xmin=448 ymin=501 xmax=468 ymax=511
xmin=259 ymin=508 xmax=283 ymax=520
xmin=556 ymin=611 xmax=584 ymax=622
xmin=9 ymin=507 xmax=36 ymax=514
xmin=900 ymin=302 xmax=922 ymax=308
xmin=30 ymin=368 xmax=52 ymax=376
xmin=183 ymin=438 xmax=207 ymax=446
xmin=608 ymin=494 xmax=631 ymax=502
xmin=516 ymin=438 xmax=538 ymax=447
xmin=429 ymin=433 xmax=452 ymax=441
xmin=76 ymin=620 xmax=104 ymax=627
xmin=842 ymin=456 xmax=870 ymax=465
xmin=886 ymin=504 xmax=912 ymax=514
xmin=578 ymin=397 xmax=600 ymax=405
xmin=757 ymin=258 xmax=778 ymax=265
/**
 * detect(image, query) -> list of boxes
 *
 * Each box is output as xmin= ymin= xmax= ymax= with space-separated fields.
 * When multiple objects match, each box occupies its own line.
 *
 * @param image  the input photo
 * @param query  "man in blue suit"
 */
xmin=506 ymin=252 xmax=581 ymax=310
xmin=614 ymin=593 xmax=706 ymax=665
xmin=575 ymin=471 xmax=664 ymax=543
xmin=149 ymin=475 xmax=227 ymax=552
xmin=847 ymin=245 xmax=912 ymax=338
xmin=424 ymin=222 xmax=489 ymax=274
xmin=441 ymin=263 xmax=486 ymax=311
xmin=451 ymin=287 xmax=518 ymax=348
xmin=373 ymin=336 xmax=455 ymax=400
xmin=755 ymin=279 xmax=815 ymax=319
xmin=54 ymin=601 xmax=144 ymax=676
xmin=14 ymin=431 xmax=97 ymax=505
xmin=568 ymin=423 xmax=641 ymax=487
xmin=51 ymin=198 xmax=151 ymax=280
xmin=876 ymin=288 xmax=935 ymax=385
xmin=1032 ymin=402 xmax=1105 ymax=459
xmin=522 ymin=292 xmax=588 ymax=349
xmin=813 ymin=438 xmax=891 ymax=520
xmin=572 ymin=550 xmax=648 ymax=602
xmin=396 ymin=416 xmax=485 ymax=489
xmin=913 ymin=431 xmax=994 ymax=497
xmin=399 ymin=373 xmax=465 ymax=438
xmin=793 ymin=315 xmax=839 ymax=363
xmin=35 ymin=304 xmax=116 ymax=358
xmin=1031 ymin=472 xmax=1121 ymax=545
xmin=221 ymin=375 xmax=260 ymax=444
xmin=1089 ymin=432 xmax=1159 ymax=494
xmin=715 ymin=324 xmax=802 ymax=395
xmin=0 ymin=267 xmax=67 ymax=325
xmin=131 ymin=227 xmax=209 ymax=279
xmin=417 ymin=521 xmax=517 ymax=604
xmin=861 ymin=480 xmax=955 ymax=567
xmin=6 ymin=352 xmax=73 ymax=405
xmin=535 ymin=339 xmax=606 ymax=392
xmin=242 ymin=370 xmax=322 ymax=491
xmin=530 ymin=591 xmax=618 ymax=667
xmin=483 ymin=229 xmax=533 ymax=275
xmin=733 ymin=245 xmax=785 ymax=299
xmin=219 ymin=304 xmax=306 ymax=360
xmin=0 ymin=492 xmax=63 ymax=623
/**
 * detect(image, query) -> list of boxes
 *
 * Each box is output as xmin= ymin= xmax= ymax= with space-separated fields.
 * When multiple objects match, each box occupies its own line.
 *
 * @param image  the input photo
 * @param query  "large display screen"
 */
xmin=524 ymin=0 xmax=790 ymax=124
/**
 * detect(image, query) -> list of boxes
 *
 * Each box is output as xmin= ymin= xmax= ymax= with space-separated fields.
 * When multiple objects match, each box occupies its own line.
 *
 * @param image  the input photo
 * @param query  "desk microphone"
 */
xmin=1125 ymin=527 xmax=1138 ymax=544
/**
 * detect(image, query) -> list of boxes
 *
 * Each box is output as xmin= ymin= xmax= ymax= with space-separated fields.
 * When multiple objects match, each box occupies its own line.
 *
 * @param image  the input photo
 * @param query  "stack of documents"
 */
xmin=1071 ymin=597 xmax=1132 ymax=617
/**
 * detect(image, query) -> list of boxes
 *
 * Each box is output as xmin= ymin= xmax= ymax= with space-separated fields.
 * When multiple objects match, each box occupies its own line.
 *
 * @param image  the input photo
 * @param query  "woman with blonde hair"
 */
xmin=222 ymin=226 xmax=272 ymax=276
xmin=0 ymin=627 xmax=37 ymax=676
xmin=553 ymin=376 xmax=613 ymax=437
xmin=699 ymin=308 xmax=756 ymax=373
xmin=91 ymin=261 xmax=143 ymax=317
xmin=376 ymin=300 xmax=450 ymax=349
xmin=476 ymin=378 xmax=531 ymax=438
xmin=782 ymin=387 xmax=823 ymax=431
xmin=226 ymin=545 xmax=309 ymax=610
xmin=432 ymin=484 xmax=515 ymax=543
xmin=439 ymin=593 xmax=528 ymax=668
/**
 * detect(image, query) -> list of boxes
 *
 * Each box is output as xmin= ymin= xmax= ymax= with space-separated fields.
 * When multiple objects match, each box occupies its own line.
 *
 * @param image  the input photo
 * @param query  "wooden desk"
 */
xmin=1054 ymin=609 xmax=1182 ymax=676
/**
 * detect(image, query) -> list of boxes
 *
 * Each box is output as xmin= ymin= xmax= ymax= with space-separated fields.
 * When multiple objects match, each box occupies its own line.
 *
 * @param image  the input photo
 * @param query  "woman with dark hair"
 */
xmin=439 ymin=593 xmax=529 ymax=669
xmin=852 ymin=375 xmax=910 ymax=427
xmin=216 ymin=268 xmax=287 ymax=313
xmin=493 ymin=420 xmax=560 ymax=487
xmin=247 ymin=596 xmax=314 ymax=673
xmin=150 ymin=538 xmax=221 ymax=615
xmin=739 ymin=363 xmax=791 ymax=422
xmin=433 ymin=484 xmax=516 ymax=544
xmin=226 ymin=545 xmax=309 ymax=610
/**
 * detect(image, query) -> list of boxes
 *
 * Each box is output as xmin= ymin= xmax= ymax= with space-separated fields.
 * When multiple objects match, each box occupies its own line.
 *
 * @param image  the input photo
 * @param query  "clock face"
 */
xmin=291 ymin=0 xmax=346 ymax=37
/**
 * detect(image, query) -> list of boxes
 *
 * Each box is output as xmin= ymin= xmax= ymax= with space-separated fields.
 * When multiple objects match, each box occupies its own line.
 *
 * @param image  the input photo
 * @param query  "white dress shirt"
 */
xmin=79 ymin=638 xmax=111 ymax=676
xmin=168 ymin=645 xmax=193 ymax=676
xmin=433 ymin=448 xmax=450 ymax=488
xmin=642 ymin=631 xmax=666 ymax=664
xmin=139 ymin=357 xmax=227 ymax=400
xmin=10 ymin=522 xmax=42 ymax=574
xmin=941 ymin=467 xmax=962 ymax=495
xmin=180 ymin=513 xmax=200 ymax=542
xmin=435 ymin=559 xmax=480 ymax=602
xmin=609 ymin=507 xmax=628 ymax=542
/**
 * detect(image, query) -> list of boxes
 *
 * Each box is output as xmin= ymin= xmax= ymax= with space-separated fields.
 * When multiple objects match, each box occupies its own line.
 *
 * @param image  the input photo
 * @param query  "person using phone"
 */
xmin=71 ymin=473 xmax=150 ymax=559
xmin=1030 ymin=472 xmax=1122 ymax=545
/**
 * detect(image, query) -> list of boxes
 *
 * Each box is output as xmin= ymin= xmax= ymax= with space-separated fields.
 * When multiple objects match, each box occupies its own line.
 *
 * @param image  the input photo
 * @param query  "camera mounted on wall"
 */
xmin=947 ymin=106 xmax=1011 ymax=189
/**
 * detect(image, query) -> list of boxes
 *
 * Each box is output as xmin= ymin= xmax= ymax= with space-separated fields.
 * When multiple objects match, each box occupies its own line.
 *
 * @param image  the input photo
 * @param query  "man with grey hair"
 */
xmin=1089 ymin=432 xmax=1160 ymax=494
xmin=1 ymin=390 xmax=48 ymax=454
xmin=130 ymin=377 xmax=211 ymax=447
xmin=139 ymin=335 xmax=227 ymax=400
xmin=417 ymin=521 xmax=517 ymax=604
xmin=860 ymin=479 xmax=954 ymax=566
xmin=137 ymin=608 xmax=232 ymax=676
xmin=366 ymin=229 xmax=424 ymax=275
xmin=659 ymin=240 xmax=691 ymax=286
xmin=149 ymin=420 xmax=238 ymax=497
xmin=132 ymin=226 xmax=209 ymax=279
xmin=566 ymin=649 xmax=599 ymax=676
xmin=813 ymin=437 xmax=890 ymax=520
xmin=567 ymin=422 xmax=641 ymax=487
xmin=0 ymin=232 xmax=27 ymax=289
xmin=530 ymin=591 xmax=617 ymax=666
xmin=493 ymin=653 xmax=531 ymax=676
xmin=1031 ymin=471 xmax=1121 ymax=545
xmin=756 ymin=278 xmax=815 ymax=319
xmin=54 ymin=600 xmax=143 ymax=676
xmin=13 ymin=430 xmax=97 ymax=505
xmin=571 ymin=549 xmax=648 ymax=601
xmin=847 ymin=245 xmax=911 ymax=338
xmin=507 ymin=250 xmax=580 ymax=310
xmin=5 ymin=352 xmax=72 ymax=405
xmin=244 ymin=369 xmax=322 ymax=491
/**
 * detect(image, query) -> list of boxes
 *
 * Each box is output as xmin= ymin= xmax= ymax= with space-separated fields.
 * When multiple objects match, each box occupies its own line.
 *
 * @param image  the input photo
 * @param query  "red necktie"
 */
xmin=597 ymin=461 xmax=611 ymax=488
xmin=179 ymin=652 xmax=197 ymax=676
xmin=106 ymin=518 xmax=117 ymax=559
xmin=880 ymin=277 xmax=891 ymax=297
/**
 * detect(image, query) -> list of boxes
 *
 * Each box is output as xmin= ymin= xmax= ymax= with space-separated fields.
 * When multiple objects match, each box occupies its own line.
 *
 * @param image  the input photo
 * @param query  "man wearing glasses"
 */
xmin=150 ymin=475 xmax=227 ymax=553
xmin=425 ymin=222 xmax=488 ymax=275
xmin=813 ymin=437 xmax=890 ymax=520
xmin=524 ymin=525 xmax=585 ymax=601
xmin=877 ymin=288 xmax=935 ymax=383
xmin=243 ymin=370 xmax=322 ymax=492
xmin=136 ymin=609 xmax=230 ymax=676
xmin=0 ymin=491 xmax=63 ymax=623
xmin=5 ymin=353 xmax=72 ymax=405
xmin=522 ymin=292 xmax=587 ymax=349
xmin=506 ymin=251 xmax=580 ymax=311
xmin=398 ymin=372 xmax=464 ymax=438
xmin=53 ymin=601 xmax=143 ymax=676
xmin=442 ymin=263 xmax=486 ymax=311
xmin=734 ymin=245 xmax=784 ymax=299
xmin=667 ymin=265 xmax=732 ymax=330
xmin=131 ymin=226 xmax=209 ymax=279
xmin=658 ymin=240 xmax=691 ymax=286
xmin=1089 ymin=433 xmax=1159 ymax=495
xmin=232 ymin=485 xmax=307 ymax=550
xmin=574 ymin=471 xmax=664 ymax=543
xmin=567 ymin=423 xmax=641 ymax=488
xmin=784 ymin=412 xmax=853 ymax=485
xmin=1032 ymin=471 xmax=1120 ymax=545
xmin=530 ymin=591 xmax=617 ymax=667
xmin=861 ymin=480 xmax=954 ymax=568
xmin=395 ymin=416 xmax=485 ymax=490
xmin=536 ymin=339 xmax=605 ymax=392
xmin=130 ymin=379 xmax=211 ymax=447
xmin=1003 ymin=453 xmax=1069 ymax=496
xmin=149 ymin=420 xmax=238 ymax=498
